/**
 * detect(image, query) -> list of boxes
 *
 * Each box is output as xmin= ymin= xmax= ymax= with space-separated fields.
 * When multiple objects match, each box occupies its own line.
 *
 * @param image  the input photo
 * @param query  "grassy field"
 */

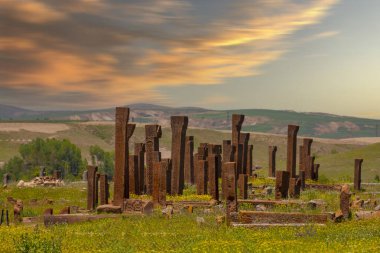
xmin=1 ymin=182 xmax=380 ymax=252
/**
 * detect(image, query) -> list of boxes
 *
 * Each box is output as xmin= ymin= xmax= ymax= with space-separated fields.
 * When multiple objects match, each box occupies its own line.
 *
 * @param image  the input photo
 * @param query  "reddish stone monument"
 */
xmin=129 ymin=155 xmax=139 ymax=195
xmin=87 ymin=166 xmax=98 ymax=210
xmin=99 ymin=174 xmax=109 ymax=205
xmin=170 ymin=116 xmax=188 ymax=195
xmin=247 ymin=144 xmax=253 ymax=176
xmin=239 ymin=133 xmax=250 ymax=175
xmin=208 ymin=154 xmax=219 ymax=201
xmin=184 ymin=136 xmax=195 ymax=184
xmin=354 ymin=159 xmax=363 ymax=191
xmin=222 ymin=140 xmax=234 ymax=163
xmin=238 ymin=174 xmax=248 ymax=199
xmin=287 ymin=125 xmax=299 ymax=178
xmin=196 ymin=160 xmax=208 ymax=195
xmin=289 ymin=177 xmax=301 ymax=198
xmin=145 ymin=124 xmax=162 ymax=194
xmin=275 ymin=171 xmax=290 ymax=200
xmin=134 ymin=143 xmax=146 ymax=194
xmin=268 ymin=146 xmax=277 ymax=177
xmin=113 ymin=107 xmax=129 ymax=206
xmin=223 ymin=162 xmax=237 ymax=225
xmin=305 ymin=156 xmax=315 ymax=180
xmin=232 ymin=115 xmax=244 ymax=172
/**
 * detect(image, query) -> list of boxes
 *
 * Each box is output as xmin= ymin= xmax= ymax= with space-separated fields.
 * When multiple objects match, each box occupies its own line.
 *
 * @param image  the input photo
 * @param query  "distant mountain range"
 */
xmin=1 ymin=103 xmax=380 ymax=138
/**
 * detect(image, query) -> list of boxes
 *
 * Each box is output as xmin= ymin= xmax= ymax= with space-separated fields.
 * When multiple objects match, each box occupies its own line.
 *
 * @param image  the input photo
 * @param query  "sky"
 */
xmin=1 ymin=0 xmax=379 ymax=118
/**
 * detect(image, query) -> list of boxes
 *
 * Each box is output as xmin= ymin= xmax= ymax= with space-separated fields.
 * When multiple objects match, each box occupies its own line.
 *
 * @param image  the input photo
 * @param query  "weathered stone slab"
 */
xmin=275 ymin=171 xmax=290 ymax=200
xmin=237 ymin=199 xmax=305 ymax=206
xmin=314 ymin=164 xmax=320 ymax=181
xmin=247 ymin=145 xmax=253 ymax=176
xmin=134 ymin=143 xmax=145 ymax=194
xmin=223 ymin=162 xmax=237 ymax=224
xmin=99 ymin=174 xmax=109 ymax=205
xmin=39 ymin=167 xmax=46 ymax=177
xmin=196 ymin=160 xmax=208 ymax=195
xmin=289 ymin=177 xmax=301 ymax=198
xmin=161 ymin=158 xmax=172 ymax=195
xmin=354 ymin=159 xmax=363 ymax=191
xmin=59 ymin=206 xmax=70 ymax=215
xmin=239 ymin=133 xmax=250 ymax=175
xmin=43 ymin=208 xmax=53 ymax=216
xmin=123 ymin=199 xmax=153 ymax=215
xmin=152 ymin=162 xmax=161 ymax=205
xmin=236 ymin=144 xmax=243 ymax=175
xmin=114 ymin=107 xmax=130 ymax=206
xmin=97 ymin=205 xmax=122 ymax=214
xmin=305 ymin=156 xmax=315 ymax=180
xmin=87 ymin=166 xmax=98 ymax=210
xmin=268 ymin=146 xmax=277 ymax=177
xmin=208 ymin=154 xmax=219 ymax=201
xmin=3 ymin=173 xmax=10 ymax=186
xmin=153 ymin=160 xmax=168 ymax=205
xmin=129 ymin=155 xmax=139 ymax=194
xmin=232 ymin=114 xmax=244 ymax=150
xmin=238 ymin=174 xmax=248 ymax=199
xmin=239 ymin=211 xmax=328 ymax=224
xmin=299 ymin=170 xmax=306 ymax=190
xmin=145 ymin=124 xmax=162 ymax=195
xmin=53 ymin=170 xmax=62 ymax=180
xmin=44 ymin=214 xmax=119 ymax=226
xmin=184 ymin=136 xmax=194 ymax=184
xmin=222 ymin=140 xmax=234 ymax=163
xmin=287 ymin=125 xmax=299 ymax=178
xmin=340 ymin=184 xmax=351 ymax=218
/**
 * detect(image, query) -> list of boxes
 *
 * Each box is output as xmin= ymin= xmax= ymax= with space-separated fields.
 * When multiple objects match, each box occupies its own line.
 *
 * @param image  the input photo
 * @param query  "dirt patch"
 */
xmin=0 ymin=123 xmax=70 ymax=134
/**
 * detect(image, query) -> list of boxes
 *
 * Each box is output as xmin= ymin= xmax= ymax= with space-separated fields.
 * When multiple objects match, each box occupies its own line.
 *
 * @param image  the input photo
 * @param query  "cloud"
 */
xmin=0 ymin=0 xmax=339 ymax=109
xmin=304 ymin=30 xmax=340 ymax=42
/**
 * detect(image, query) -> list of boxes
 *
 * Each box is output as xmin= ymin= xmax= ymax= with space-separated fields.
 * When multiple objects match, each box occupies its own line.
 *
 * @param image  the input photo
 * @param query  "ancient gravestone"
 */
xmin=288 ymin=177 xmax=301 ymax=198
xmin=208 ymin=144 xmax=222 ymax=178
xmin=314 ymin=164 xmax=320 ymax=181
xmin=238 ymin=174 xmax=248 ymax=199
xmin=340 ymin=184 xmax=351 ymax=218
xmin=268 ymin=146 xmax=277 ymax=177
xmin=222 ymin=140 xmax=234 ymax=163
xmin=145 ymin=124 xmax=162 ymax=194
xmin=305 ymin=156 xmax=315 ymax=180
xmin=247 ymin=145 xmax=253 ymax=176
xmin=129 ymin=155 xmax=139 ymax=195
xmin=43 ymin=208 xmax=53 ymax=216
xmin=184 ymin=136 xmax=195 ymax=184
xmin=275 ymin=171 xmax=290 ymax=200
xmin=195 ymin=145 xmax=208 ymax=182
xmin=170 ymin=116 xmax=188 ymax=195
xmin=87 ymin=166 xmax=98 ymax=210
xmin=82 ymin=170 xmax=88 ymax=181
xmin=232 ymin=115 xmax=244 ymax=174
xmin=302 ymin=138 xmax=313 ymax=177
xmin=236 ymin=144 xmax=244 ymax=175
xmin=239 ymin=133 xmax=250 ymax=175
xmin=99 ymin=174 xmax=109 ymax=205
xmin=152 ymin=162 xmax=161 ymax=205
xmin=95 ymin=173 xmax=100 ymax=207
xmin=153 ymin=160 xmax=168 ymax=205
xmin=287 ymin=125 xmax=299 ymax=178
xmin=134 ymin=143 xmax=146 ymax=194
xmin=208 ymin=154 xmax=219 ymax=201
xmin=299 ymin=145 xmax=304 ymax=172
xmin=39 ymin=167 xmax=46 ymax=177
xmin=3 ymin=173 xmax=10 ymax=186
xmin=53 ymin=170 xmax=61 ymax=180
xmin=161 ymin=158 xmax=172 ymax=195
xmin=299 ymin=170 xmax=306 ymax=190
xmin=114 ymin=107 xmax=130 ymax=206
xmin=223 ymin=162 xmax=237 ymax=225
xmin=354 ymin=159 xmax=363 ymax=191
xmin=196 ymin=160 xmax=208 ymax=195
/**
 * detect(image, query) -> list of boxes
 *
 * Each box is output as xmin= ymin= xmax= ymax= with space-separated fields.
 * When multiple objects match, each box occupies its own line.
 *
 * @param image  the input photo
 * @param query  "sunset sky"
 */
xmin=1 ymin=0 xmax=379 ymax=118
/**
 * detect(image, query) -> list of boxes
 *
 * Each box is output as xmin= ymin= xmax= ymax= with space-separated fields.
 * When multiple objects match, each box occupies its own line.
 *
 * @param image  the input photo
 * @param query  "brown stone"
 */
xmin=268 ymin=146 xmax=277 ymax=177
xmin=13 ymin=200 xmax=23 ymax=223
xmin=59 ymin=206 xmax=71 ymax=215
xmin=299 ymin=170 xmax=306 ymax=190
xmin=238 ymin=174 xmax=248 ymax=199
xmin=236 ymin=144 xmax=243 ymax=175
xmin=247 ymin=145 xmax=253 ymax=176
xmin=239 ymin=211 xmax=328 ymax=224
xmin=340 ymin=184 xmax=351 ymax=218
xmin=153 ymin=160 xmax=168 ymax=206
xmin=134 ymin=143 xmax=146 ymax=193
xmin=53 ymin=170 xmax=61 ymax=180
xmin=287 ymin=125 xmax=299 ymax=178
xmin=314 ymin=164 xmax=320 ymax=181
xmin=299 ymin=145 xmax=305 ymax=172
xmin=95 ymin=173 xmax=100 ymax=207
xmin=275 ymin=171 xmax=290 ymax=200
xmin=96 ymin=204 xmax=122 ymax=214
xmin=44 ymin=214 xmax=119 ymax=226
xmin=99 ymin=174 xmax=109 ymax=205
xmin=123 ymin=199 xmax=154 ymax=215
xmin=3 ymin=173 xmax=10 ymax=185
xmin=222 ymin=140 xmax=234 ymax=163
xmin=43 ymin=208 xmax=53 ymax=216
xmin=354 ymin=159 xmax=363 ymax=191
xmin=305 ymin=156 xmax=315 ymax=180
xmin=87 ymin=165 xmax=98 ymax=210
xmin=145 ymin=124 xmax=162 ymax=195
xmin=128 ymin=155 xmax=139 ymax=194
xmin=114 ymin=107 xmax=130 ymax=206
xmin=161 ymin=158 xmax=172 ymax=195
xmin=184 ymin=136 xmax=195 ymax=184
xmin=232 ymin=114 xmax=244 ymax=150
xmin=152 ymin=162 xmax=160 ymax=205
xmin=223 ymin=162 xmax=237 ymax=224
xmin=239 ymin=133 xmax=250 ymax=175
xmin=289 ymin=177 xmax=301 ymax=198
xmin=170 ymin=116 xmax=188 ymax=195
xmin=208 ymin=155 xmax=219 ymax=201
xmin=196 ymin=160 xmax=208 ymax=195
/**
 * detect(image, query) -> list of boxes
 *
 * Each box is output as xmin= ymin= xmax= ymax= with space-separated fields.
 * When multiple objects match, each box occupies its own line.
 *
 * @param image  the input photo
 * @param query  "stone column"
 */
xmin=53 ymin=170 xmax=61 ymax=180
xmin=287 ymin=125 xmax=299 ymax=178
xmin=184 ymin=136 xmax=194 ymax=185
xmin=87 ymin=166 xmax=98 ymax=210
xmin=299 ymin=145 xmax=304 ymax=172
xmin=161 ymin=158 xmax=172 ymax=195
xmin=232 ymin=115 xmax=244 ymax=172
xmin=354 ymin=159 xmax=363 ymax=191
xmin=239 ymin=133 xmax=250 ymax=175
xmin=238 ymin=174 xmax=248 ymax=199
xmin=99 ymin=174 xmax=109 ymax=205
xmin=145 ymin=124 xmax=162 ymax=195
xmin=299 ymin=170 xmax=306 ymax=190
xmin=208 ymin=154 xmax=219 ymax=201
xmin=247 ymin=144 xmax=253 ymax=176
xmin=340 ymin=184 xmax=351 ymax=218
xmin=152 ymin=162 xmax=161 ymax=205
xmin=129 ymin=155 xmax=139 ymax=195
xmin=134 ymin=143 xmax=146 ymax=194
xmin=222 ymin=140 xmax=234 ymax=163
xmin=302 ymin=138 xmax=313 ymax=177
xmin=268 ymin=146 xmax=277 ymax=177
xmin=305 ymin=156 xmax=315 ymax=180
xmin=113 ymin=107 xmax=129 ymax=206
xmin=275 ymin=171 xmax=290 ymax=200
xmin=196 ymin=160 xmax=208 ymax=195
xmin=289 ymin=177 xmax=301 ymax=198
xmin=223 ymin=162 xmax=237 ymax=225
xmin=3 ymin=173 xmax=10 ymax=186
xmin=160 ymin=159 xmax=170 ymax=205
xmin=314 ymin=164 xmax=320 ymax=181
xmin=170 ymin=116 xmax=188 ymax=195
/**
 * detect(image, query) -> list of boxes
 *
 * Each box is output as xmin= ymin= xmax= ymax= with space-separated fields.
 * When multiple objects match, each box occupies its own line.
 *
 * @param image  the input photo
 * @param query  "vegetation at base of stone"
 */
xmin=89 ymin=145 xmax=114 ymax=178
xmin=1 ymin=138 xmax=86 ymax=181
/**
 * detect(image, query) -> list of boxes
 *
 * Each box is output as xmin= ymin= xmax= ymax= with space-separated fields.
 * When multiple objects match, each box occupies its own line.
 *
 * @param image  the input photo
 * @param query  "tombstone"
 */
xmin=53 ymin=170 xmax=61 ymax=180
xmin=196 ymin=160 xmax=208 ymax=195
xmin=238 ymin=174 xmax=248 ymax=199
xmin=82 ymin=170 xmax=88 ymax=181
xmin=39 ymin=167 xmax=46 ymax=177
xmin=145 ymin=124 xmax=162 ymax=194
xmin=239 ymin=133 xmax=250 ymax=175
xmin=0 ymin=209 xmax=4 ymax=226
xmin=354 ymin=159 xmax=363 ymax=191
xmin=129 ymin=155 xmax=139 ymax=195
xmin=236 ymin=144 xmax=244 ymax=175
xmin=268 ymin=146 xmax=277 ymax=177
xmin=152 ymin=162 xmax=161 ymax=205
xmin=170 ymin=116 xmax=188 ymax=195
xmin=247 ymin=145 xmax=253 ymax=176
xmin=299 ymin=170 xmax=306 ymax=190
xmin=160 ymin=159 xmax=170 ymax=205
xmin=223 ymin=162 xmax=237 ymax=225
xmin=43 ymin=208 xmax=53 ymax=216
xmin=299 ymin=145 xmax=304 ymax=172
xmin=3 ymin=173 xmax=10 ymax=186
xmin=161 ymin=158 xmax=172 ymax=195
xmin=275 ymin=171 xmax=290 ymax=200
xmin=195 ymin=145 xmax=208 ymax=182
xmin=314 ymin=164 xmax=320 ymax=181
xmin=287 ymin=125 xmax=299 ymax=178
xmin=222 ymin=140 xmax=234 ymax=163
xmin=302 ymin=138 xmax=313 ymax=177
xmin=134 ymin=143 xmax=146 ymax=194
xmin=305 ymin=156 xmax=315 ymax=180
xmin=289 ymin=177 xmax=301 ymax=198
xmin=208 ymin=144 xmax=222 ymax=178
xmin=99 ymin=174 xmax=109 ymax=205
xmin=95 ymin=173 xmax=100 ymax=206
xmin=184 ymin=136 xmax=195 ymax=184
xmin=340 ymin=184 xmax=351 ymax=218
xmin=113 ymin=107 xmax=130 ymax=206
xmin=87 ymin=166 xmax=98 ymax=210
xmin=208 ymin=154 xmax=219 ymax=201
xmin=232 ymin=114 xmax=245 ymax=151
